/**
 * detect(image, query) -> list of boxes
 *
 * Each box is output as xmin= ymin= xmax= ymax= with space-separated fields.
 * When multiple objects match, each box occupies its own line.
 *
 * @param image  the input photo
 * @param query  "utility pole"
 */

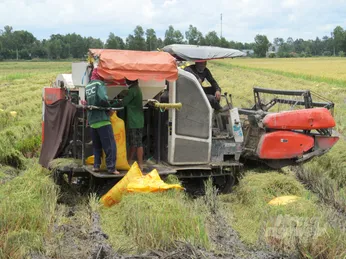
xmin=331 ymin=32 xmax=335 ymax=56
xmin=220 ymin=13 xmax=223 ymax=38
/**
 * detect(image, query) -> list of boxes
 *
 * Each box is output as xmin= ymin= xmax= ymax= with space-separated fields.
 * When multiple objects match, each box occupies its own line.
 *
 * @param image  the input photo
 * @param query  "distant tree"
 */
xmin=293 ymin=38 xmax=305 ymax=53
xmin=106 ymin=33 xmax=125 ymax=49
xmin=268 ymin=53 xmax=276 ymax=58
xmin=277 ymin=43 xmax=293 ymax=57
xmin=86 ymin=37 xmax=104 ymax=49
xmin=146 ymin=28 xmax=158 ymax=51
xmin=323 ymin=50 xmax=332 ymax=56
xmin=164 ymin=25 xmax=185 ymax=45
xmin=244 ymin=42 xmax=255 ymax=50
xmin=1 ymin=25 xmax=13 ymax=51
xmin=31 ymin=40 xmax=48 ymax=58
xmin=126 ymin=26 xmax=146 ymax=50
xmin=312 ymin=37 xmax=323 ymax=56
xmin=234 ymin=42 xmax=244 ymax=50
xmin=47 ymin=39 xmax=63 ymax=59
xmin=253 ymin=34 xmax=270 ymax=57
xmin=173 ymin=30 xmax=184 ymax=44
xmin=333 ymin=26 xmax=345 ymax=52
xmin=164 ymin=25 xmax=175 ymax=45
xmin=286 ymin=37 xmax=294 ymax=45
xmin=2 ymin=24 xmax=346 ymax=60
xmin=126 ymin=34 xmax=135 ymax=50
xmin=228 ymin=40 xmax=236 ymax=48
xmin=46 ymin=34 xmax=69 ymax=58
xmin=65 ymin=33 xmax=85 ymax=58
xmin=133 ymin=26 xmax=146 ymax=50
xmin=273 ymin=37 xmax=284 ymax=46
xmin=3 ymin=25 xmax=13 ymax=34
xmin=0 ymin=27 xmax=36 ymax=59
xmin=185 ymin=25 xmax=204 ymax=45
xmin=204 ymin=31 xmax=220 ymax=46
xmin=219 ymin=37 xmax=229 ymax=48
xmin=157 ymin=38 xmax=164 ymax=49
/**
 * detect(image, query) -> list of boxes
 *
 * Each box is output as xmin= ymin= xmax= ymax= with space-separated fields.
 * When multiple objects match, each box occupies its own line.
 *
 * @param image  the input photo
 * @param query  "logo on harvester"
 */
xmin=280 ymin=139 xmax=288 ymax=143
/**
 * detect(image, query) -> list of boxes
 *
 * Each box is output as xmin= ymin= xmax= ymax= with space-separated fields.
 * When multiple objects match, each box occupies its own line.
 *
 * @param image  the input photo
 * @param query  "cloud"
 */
xmin=163 ymin=0 xmax=177 ymax=7
xmin=281 ymin=0 xmax=299 ymax=8
xmin=0 ymin=0 xmax=345 ymax=43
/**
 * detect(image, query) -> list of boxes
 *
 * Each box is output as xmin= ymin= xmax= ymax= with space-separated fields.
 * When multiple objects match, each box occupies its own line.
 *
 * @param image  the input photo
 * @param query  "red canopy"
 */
xmin=89 ymin=49 xmax=178 ymax=82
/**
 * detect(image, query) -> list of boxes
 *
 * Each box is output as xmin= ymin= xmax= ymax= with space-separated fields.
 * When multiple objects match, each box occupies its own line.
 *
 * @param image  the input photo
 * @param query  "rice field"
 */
xmin=0 ymin=57 xmax=345 ymax=258
xmin=222 ymin=57 xmax=346 ymax=85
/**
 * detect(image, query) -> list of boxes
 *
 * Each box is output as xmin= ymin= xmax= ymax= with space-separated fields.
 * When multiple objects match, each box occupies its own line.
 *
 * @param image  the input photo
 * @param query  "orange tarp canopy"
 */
xmin=89 ymin=49 xmax=178 ymax=82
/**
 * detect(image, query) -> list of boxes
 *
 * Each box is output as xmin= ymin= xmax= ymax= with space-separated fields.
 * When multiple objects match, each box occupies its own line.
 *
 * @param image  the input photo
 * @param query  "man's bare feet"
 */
xmin=111 ymin=170 xmax=120 ymax=175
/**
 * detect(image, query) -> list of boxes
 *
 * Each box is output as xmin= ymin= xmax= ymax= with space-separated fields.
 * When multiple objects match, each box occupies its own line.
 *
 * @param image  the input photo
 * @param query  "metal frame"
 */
xmin=253 ymin=87 xmax=334 ymax=111
xmin=168 ymin=69 xmax=213 ymax=165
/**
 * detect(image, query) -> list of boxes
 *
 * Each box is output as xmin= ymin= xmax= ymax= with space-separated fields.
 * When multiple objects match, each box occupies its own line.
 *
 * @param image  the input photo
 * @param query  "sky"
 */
xmin=0 ymin=0 xmax=345 ymax=44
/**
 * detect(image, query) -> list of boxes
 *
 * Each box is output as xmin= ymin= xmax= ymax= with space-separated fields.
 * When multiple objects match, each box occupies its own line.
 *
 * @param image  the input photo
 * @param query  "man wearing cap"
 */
xmin=85 ymin=68 xmax=120 ymax=175
xmin=184 ymin=61 xmax=222 ymax=110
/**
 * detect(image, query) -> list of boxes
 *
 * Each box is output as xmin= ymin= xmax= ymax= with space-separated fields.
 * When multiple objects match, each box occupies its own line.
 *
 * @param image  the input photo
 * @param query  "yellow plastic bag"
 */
xmin=85 ymin=112 xmax=130 ymax=170
xmin=268 ymin=195 xmax=300 ymax=206
xmin=100 ymin=162 xmax=143 ymax=207
xmin=127 ymin=169 xmax=184 ymax=193
xmin=10 ymin=111 xmax=17 ymax=117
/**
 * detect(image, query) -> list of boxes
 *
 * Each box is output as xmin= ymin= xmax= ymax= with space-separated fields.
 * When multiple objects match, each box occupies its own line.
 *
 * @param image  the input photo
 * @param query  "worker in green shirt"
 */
xmin=85 ymin=68 xmax=120 ymax=175
xmin=113 ymin=78 xmax=144 ymax=170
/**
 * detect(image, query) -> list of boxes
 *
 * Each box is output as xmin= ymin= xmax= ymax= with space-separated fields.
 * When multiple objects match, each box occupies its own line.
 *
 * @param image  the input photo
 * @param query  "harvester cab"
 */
xmin=39 ymin=45 xmax=339 ymax=194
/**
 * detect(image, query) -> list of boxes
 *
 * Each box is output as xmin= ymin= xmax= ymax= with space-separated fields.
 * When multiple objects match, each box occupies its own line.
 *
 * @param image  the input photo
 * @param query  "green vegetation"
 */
xmin=0 ymin=162 xmax=58 ymax=259
xmin=14 ymin=135 xmax=41 ymax=157
xmin=0 ymin=61 xmax=70 ymax=167
xmin=296 ymin=139 xmax=346 ymax=213
xmin=303 ymin=139 xmax=346 ymax=187
xmin=220 ymin=172 xmax=346 ymax=258
xmin=0 ymin=165 xmax=18 ymax=183
xmin=99 ymin=190 xmax=210 ymax=254
xmin=220 ymin=172 xmax=314 ymax=245
xmin=2 ymin=24 xmax=346 ymax=59
xmin=0 ymin=62 xmax=69 ymax=258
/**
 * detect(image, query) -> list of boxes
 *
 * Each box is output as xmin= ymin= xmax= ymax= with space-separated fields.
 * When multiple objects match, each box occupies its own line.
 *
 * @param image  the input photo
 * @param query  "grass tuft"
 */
xmin=220 ymin=171 xmax=346 ymax=258
xmin=0 ymin=163 xmax=58 ymax=258
xmin=100 ymin=190 xmax=210 ymax=254
xmin=48 ymin=158 xmax=83 ymax=170
xmin=0 ymin=165 xmax=18 ymax=183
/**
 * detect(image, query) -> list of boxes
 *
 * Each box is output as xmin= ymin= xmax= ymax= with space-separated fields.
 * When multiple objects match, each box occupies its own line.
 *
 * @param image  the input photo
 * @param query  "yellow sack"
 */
xmin=85 ymin=112 xmax=130 ymax=170
xmin=100 ymin=162 xmax=143 ymax=207
xmin=268 ymin=195 xmax=300 ymax=206
xmin=127 ymin=169 xmax=184 ymax=193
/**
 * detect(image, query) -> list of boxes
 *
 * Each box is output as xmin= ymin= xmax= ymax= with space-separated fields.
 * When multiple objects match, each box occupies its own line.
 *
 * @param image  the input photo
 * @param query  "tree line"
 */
xmin=0 ymin=24 xmax=345 ymax=60
xmin=270 ymin=26 xmax=346 ymax=58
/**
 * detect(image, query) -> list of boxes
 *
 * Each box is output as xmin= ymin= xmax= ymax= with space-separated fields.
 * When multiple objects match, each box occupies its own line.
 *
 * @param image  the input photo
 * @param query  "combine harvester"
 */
xmin=39 ymin=45 xmax=339 ymax=193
